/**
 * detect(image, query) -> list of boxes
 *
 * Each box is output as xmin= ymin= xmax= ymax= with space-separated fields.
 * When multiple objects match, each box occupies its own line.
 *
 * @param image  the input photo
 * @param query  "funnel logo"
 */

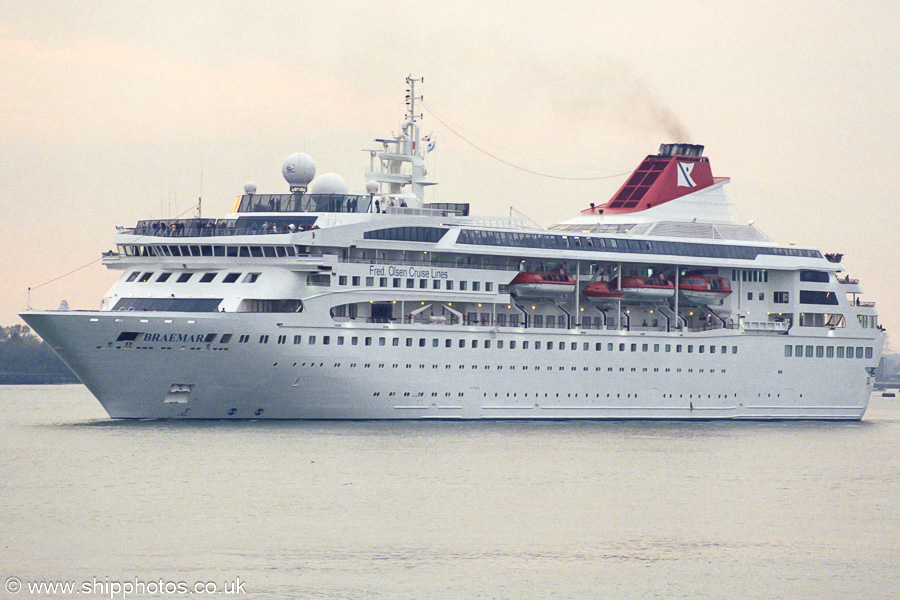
xmin=676 ymin=162 xmax=696 ymax=187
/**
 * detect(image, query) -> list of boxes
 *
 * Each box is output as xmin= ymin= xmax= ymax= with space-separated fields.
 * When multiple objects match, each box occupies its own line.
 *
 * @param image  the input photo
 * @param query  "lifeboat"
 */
xmin=508 ymin=272 xmax=575 ymax=299
xmin=678 ymin=273 xmax=732 ymax=305
xmin=583 ymin=281 xmax=623 ymax=307
xmin=614 ymin=276 xmax=675 ymax=303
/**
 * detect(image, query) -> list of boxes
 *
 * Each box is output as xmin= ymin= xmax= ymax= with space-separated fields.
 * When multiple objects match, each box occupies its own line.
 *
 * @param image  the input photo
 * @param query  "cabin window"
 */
xmin=243 ymin=273 xmax=259 ymax=283
xmin=177 ymin=273 xmax=192 ymax=283
xmin=156 ymin=272 xmax=171 ymax=283
xmin=200 ymin=273 xmax=216 ymax=283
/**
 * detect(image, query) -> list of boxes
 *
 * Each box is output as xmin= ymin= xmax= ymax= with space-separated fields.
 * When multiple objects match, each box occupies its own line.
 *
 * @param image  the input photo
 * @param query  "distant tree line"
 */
xmin=0 ymin=325 xmax=79 ymax=384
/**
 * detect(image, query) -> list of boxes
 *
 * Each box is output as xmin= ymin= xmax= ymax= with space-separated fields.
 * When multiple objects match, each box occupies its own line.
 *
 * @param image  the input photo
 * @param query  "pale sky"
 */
xmin=2 ymin=1 xmax=898 ymax=348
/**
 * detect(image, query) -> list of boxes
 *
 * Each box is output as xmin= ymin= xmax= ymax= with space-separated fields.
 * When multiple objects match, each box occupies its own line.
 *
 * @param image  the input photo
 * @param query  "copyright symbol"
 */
xmin=5 ymin=576 xmax=22 ymax=594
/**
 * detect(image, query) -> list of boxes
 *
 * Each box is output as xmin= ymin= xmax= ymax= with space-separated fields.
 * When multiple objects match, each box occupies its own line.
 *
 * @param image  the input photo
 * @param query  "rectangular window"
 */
xmin=380 ymin=277 xmax=388 ymax=287
xmin=446 ymin=281 xmax=454 ymax=290
xmin=337 ymin=336 xmax=345 ymax=345
xmin=392 ymin=338 xmax=399 ymax=347
xmin=805 ymin=345 xmax=814 ymax=357
xmin=433 ymin=280 xmax=441 ymax=290
xmin=223 ymin=272 xmax=241 ymax=283
xmin=406 ymin=279 xmax=414 ymax=288
xmin=379 ymin=337 xmax=386 ymax=346
xmin=747 ymin=292 xmax=753 ymax=301
xmin=485 ymin=282 xmax=493 ymax=292
xmin=352 ymin=276 xmax=360 ymax=286
xmin=522 ymin=341 xmax=529 ymax=349
xmin=510 ymin=341 xmax=517 ymax=349
xmin=732 ymin=346 xmax=738 ymax=354
xmin=420 ymin=338 xmax=426 ymax=347
xmin=393 ymin=278 xmax=401 ymax=288
xmin=785 ymin=345 xmax=792 ymax=357
xmin=351 ymin=337 xmax=359 ymax=346
xmin=243 ymin=273 xmax=259 ymax=283
xmin=535 ymin=341 xmax=542 ymax=350
xmin=126 ymin=271 xmax=140 ymax=282
xmin=856 ymin=347 xmax=864 ymax=359
xmin=836 ymin=346 xmax=844 ymax=358
xmin=866 ymin=347 xmax=873 ymax=359
xmin=365 ymin=337 xmax=372 ymax=346
xmin=406 ymin=338 xmax=413 ymax=347
xmin=774 ymin=291 xmax=789 ymax=304
xmin=293 ymin=335 xmax=302 ymax=344
xmin=177 ymin=273 xmax=192 ymax=283
xmin=200 ymin=272 xmax=216 ymax=283
xmin=308 ymin=335 xmax=316 ymax=344
xmin=826 ymin=346 xmax=834 ymax=358
xmin=155 ymin=272 xmax=172 ymax=283
xmin=338 ymin=275 xmax=348 ymax=285
xmin=459 ymin=281 xmax=468 ymax=291
xmin=472 ymin=281 xmax=480 ymax=292
xmin=816 ymin=346 xmax=824 ymax=358
xmin=366 ymin=277 xmax=374 ymax=286
xmin=547 ymin=341 xmax=554 ymax=350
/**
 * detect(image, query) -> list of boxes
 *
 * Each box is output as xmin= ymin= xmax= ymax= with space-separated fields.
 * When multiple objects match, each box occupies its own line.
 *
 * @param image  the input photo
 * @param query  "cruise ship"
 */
xmin=21 ymin=78 xmax=885 ymax=420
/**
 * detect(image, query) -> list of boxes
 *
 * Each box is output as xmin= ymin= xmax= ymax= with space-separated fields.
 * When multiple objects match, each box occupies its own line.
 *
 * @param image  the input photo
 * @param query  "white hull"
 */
xmin=509 ymin=283 xmax=574 ymax=299
xmin=679 ymin=290 xmax=728 ymax=305
xmin=621 ymin=288 xmax=674 ymax=303
xmin=23 ymin=310 xmax=881 ymax=420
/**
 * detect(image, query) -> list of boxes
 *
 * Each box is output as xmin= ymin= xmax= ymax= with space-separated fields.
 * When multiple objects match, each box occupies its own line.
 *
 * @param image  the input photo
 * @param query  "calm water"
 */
xmin=1 ymin=385 xmax=899 ymax=600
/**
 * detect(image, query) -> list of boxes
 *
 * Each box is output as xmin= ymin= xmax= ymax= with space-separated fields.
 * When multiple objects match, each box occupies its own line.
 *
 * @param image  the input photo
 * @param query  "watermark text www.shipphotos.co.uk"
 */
xmin=4 ymin=575 xmax=246 ymax=598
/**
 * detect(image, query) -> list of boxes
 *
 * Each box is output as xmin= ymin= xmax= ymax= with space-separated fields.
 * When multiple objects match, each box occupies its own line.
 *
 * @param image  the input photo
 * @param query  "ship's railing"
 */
xmin=125 ymin=216 xmax=319 ymax=238
xmin=238 ymin=193 xmax=372 ymax=214
xmin=740 ymin=320 xmax=790 ymax=333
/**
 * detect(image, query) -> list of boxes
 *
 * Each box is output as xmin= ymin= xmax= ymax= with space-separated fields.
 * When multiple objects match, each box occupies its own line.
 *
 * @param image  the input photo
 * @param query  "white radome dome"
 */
xmin=365 ymin=180 xmax=379 ymax=195
xmin=282 ymin=153 xmax=316 ymax=188
xmin=309 ymin=173 xmax=349 ymax=195
xmin=243 ymin=181 xmax=257 ymax=194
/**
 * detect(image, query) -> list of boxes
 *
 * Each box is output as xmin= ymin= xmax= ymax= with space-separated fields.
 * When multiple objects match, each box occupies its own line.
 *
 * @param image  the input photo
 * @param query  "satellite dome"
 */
xmin=365 ymin=180 xmax=379 ymax=195
xmin=282 ymin=153 xmax=316 ymax=191
xmin=309 ymin=173 xmax=349 ymax=195
xmin=243 ymin=181 xmax=257 ymax=195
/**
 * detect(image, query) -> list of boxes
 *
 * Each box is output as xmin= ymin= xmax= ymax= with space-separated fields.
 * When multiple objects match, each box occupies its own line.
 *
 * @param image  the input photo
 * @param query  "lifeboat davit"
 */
xmin=508 ymin=272 xmax=575 ymax=299
xmin=615 ymin=276 xmax=675 ymax=303
xmin=583 ymin=281 xmax=623 ymax=307
xmin=678 ymin=273 xmax=732 ymax=305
